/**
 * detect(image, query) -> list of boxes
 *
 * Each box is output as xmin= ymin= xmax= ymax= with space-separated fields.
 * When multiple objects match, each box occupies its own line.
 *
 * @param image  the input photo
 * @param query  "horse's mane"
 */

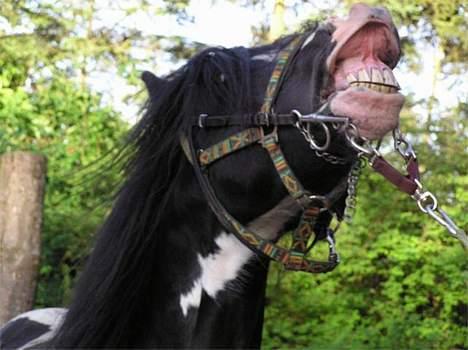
xmin=50 ymin=34 xmax=309 ymax=348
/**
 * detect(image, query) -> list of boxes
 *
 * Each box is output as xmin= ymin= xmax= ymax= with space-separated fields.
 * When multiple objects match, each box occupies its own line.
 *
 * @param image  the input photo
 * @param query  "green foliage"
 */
xmin=0 ymin=1 xmax=129 ymax=306
xmin=0 ymin=73 xmax=128 ymax=306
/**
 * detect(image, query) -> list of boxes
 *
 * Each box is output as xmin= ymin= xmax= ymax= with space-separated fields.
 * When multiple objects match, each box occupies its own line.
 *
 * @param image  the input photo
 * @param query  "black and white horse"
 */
xmin=0 ymin=4 xmax=404 ymax=349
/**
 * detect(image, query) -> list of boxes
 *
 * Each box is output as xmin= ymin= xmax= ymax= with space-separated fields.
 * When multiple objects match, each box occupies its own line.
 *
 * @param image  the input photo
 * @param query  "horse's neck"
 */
xmin=151 ymin=228 xmax=267 ymax=348
xmin=149 ymin=196 xmax=299 ymax=348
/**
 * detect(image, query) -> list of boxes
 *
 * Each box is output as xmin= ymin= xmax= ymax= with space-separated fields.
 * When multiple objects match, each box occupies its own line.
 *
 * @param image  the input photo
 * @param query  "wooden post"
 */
xmin=0 ymin=151 xmax=47 ymax=326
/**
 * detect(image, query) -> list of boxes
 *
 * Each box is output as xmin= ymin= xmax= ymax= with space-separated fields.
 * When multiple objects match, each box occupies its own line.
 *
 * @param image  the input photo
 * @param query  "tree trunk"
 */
xmin=0 ymin=151 xmax=47 ymax=326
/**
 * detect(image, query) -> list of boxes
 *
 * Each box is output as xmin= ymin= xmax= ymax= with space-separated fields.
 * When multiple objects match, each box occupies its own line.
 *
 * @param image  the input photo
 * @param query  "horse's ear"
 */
xmin=141 ymin=71 xmax=165 ymax=93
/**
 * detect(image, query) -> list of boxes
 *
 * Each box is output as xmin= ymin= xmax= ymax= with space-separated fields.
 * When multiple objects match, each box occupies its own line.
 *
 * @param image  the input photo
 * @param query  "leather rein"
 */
xmin=181 ymin=32 xmax=467 ymax=275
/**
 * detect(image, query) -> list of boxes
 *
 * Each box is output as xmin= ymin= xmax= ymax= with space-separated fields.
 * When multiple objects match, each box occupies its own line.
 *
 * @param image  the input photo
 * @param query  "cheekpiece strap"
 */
xmin=261 ymin=35 xmax=304 ymax=113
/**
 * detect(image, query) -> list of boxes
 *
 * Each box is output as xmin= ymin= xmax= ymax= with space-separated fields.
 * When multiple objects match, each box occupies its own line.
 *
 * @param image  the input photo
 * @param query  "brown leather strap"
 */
xmin=371 ymin=156 xmax=418 ymax=195
xmin=407 ymin=157 xmax=420 ymax=182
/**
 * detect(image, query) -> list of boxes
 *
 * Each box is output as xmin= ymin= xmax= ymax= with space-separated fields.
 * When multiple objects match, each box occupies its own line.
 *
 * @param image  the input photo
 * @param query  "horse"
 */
xmin=0 ymin=4 xmax=404 ymax=349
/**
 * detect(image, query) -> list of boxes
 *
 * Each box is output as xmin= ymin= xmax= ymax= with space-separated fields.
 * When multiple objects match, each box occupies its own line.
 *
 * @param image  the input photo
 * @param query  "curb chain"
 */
xmin=344 ymin=158 xmax=364 ymax=222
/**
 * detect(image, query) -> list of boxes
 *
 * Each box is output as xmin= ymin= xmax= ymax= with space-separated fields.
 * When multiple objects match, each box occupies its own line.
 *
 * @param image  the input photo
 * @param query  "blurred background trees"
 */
xmin=0 ymin=0 xmax=466 ymax=349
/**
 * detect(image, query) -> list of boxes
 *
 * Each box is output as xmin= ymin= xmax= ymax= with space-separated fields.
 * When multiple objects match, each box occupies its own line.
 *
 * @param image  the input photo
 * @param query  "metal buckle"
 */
xmin=256 ymin=112 xmax=270 ymax=127
xmin=308 ymin=195 xmax=330 ymax=210
xmin=326 ymin=229 xmax=339 ymax=261
xmin=198 ymin=114 xmax=208 ymax=128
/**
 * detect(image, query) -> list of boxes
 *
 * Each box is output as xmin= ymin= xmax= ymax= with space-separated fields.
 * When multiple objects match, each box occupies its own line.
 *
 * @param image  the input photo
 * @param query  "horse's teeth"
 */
xmin=383 ymin=70 xmax=395 ymax=85
xmin=372 ymin=69 xmax=384 ymax=84
xmin=346 ymin=74 xmax=356 ymax=83
xmin=358 ymin=69 xmax=370 ymax=81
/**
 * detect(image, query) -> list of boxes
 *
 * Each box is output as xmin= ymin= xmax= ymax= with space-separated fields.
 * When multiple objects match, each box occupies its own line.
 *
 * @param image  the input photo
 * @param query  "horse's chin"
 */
xmin=329 ymin=87 xmax=404 ymax=140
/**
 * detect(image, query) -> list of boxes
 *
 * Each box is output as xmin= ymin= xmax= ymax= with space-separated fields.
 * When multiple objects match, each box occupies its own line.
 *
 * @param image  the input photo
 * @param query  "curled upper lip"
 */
xmin=326 ymin=5 xmax=400 ymax=74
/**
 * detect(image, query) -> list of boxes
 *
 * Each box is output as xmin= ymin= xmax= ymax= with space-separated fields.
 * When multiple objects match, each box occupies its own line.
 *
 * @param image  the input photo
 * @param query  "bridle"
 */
xmin=181 ymin=32 xmax=467 ymax=274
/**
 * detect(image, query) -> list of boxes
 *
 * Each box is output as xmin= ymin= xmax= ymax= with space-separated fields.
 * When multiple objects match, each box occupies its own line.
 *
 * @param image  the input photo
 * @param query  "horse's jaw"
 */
xmin=325 ymin=3 xmax=405 ymax=140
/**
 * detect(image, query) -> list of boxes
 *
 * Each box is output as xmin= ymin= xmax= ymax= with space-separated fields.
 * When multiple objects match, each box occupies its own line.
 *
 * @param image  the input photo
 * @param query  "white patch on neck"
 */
xmin=179 ymin=280 xmax=202 ymax=317
xmin=179 ymin=232 xmax=253 ymax=316
xmin=198 ymin=232 xmax=253 ymax=298
xmin=178 ymin=196 xmax=301 ymax=317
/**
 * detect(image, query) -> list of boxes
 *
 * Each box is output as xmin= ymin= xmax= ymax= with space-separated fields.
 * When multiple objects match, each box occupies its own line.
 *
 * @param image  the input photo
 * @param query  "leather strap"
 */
xmin=371 ymin=156 xmax=419 ymax=195
xmin=196 ymin=112 xmax=300 ymax=128
xmin=198 ymin=128 xmax=263 ymax=166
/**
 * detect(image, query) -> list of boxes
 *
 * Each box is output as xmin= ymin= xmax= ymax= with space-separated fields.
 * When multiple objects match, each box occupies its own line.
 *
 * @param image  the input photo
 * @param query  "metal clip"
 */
xmin=344 ymin=123 xmax=380 ymax=159
xmin=393 ymin=127 xmax=417 ymax=160
xmin=425 ymin=207 xmax=468 ymax=249
xmin=412 ymin=184 xmax=438 ymax=213
xmin=412 ymin=179 xmax=467 ymax=248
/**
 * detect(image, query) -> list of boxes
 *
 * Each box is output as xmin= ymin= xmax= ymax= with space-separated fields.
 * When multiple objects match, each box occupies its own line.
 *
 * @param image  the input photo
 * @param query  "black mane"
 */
xmin=50 ymin=29 xmax=335 ymax=348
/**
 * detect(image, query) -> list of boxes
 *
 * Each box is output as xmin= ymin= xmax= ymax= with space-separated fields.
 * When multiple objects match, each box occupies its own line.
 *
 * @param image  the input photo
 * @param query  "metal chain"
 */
xmin=293 ymin=111 xmax=348 ymax=165
xmin=294 ymin=118 xmax=330 ymax=151
xmin=314 ymin=150 xmax=348 ymax=165
xmin=343 ymin=157 xmax=364 ymax=222
xmin=345 ymin=124 xmax=467 ymax=248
